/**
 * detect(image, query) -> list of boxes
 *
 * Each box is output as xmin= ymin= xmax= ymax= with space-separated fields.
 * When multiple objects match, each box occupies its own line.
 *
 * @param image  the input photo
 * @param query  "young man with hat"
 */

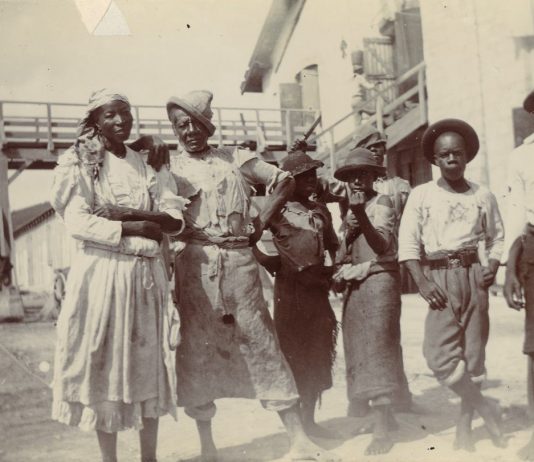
xmin=253 ymin=150 xmax=339 ymax=439
xmin=165 ymin=90 xmax=339 ymax=462
xmin=332 ymin=147 xmax=403 ymax=456
xmin=399 ymin=118 xmax=506 ymax=451
xmin=503 ymin=89 xmax=534 ymax=461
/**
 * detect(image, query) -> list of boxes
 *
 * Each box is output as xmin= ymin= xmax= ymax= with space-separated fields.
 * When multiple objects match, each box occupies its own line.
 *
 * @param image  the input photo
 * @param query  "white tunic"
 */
xmin=50 ymin=146 xmax=187 ymax=432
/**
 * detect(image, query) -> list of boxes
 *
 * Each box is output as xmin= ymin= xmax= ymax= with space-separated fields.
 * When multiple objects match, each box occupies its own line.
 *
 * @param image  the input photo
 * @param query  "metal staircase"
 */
xmin=310 ymin=61 xmax=427 ymax=177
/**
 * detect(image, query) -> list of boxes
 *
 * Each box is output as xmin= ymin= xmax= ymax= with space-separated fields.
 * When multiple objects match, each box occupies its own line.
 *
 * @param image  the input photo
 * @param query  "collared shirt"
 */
xmin=503 ymin=133 xmax=534 ymax=260
xmin=269 ymin=201 xmax=338 ymax=272
xmin=398 ymin=178 xmax=504 ymax=262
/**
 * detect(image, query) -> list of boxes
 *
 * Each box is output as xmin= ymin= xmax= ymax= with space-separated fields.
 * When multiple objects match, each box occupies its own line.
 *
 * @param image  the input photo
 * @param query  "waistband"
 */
xmin=188 ymin=237 xmax=250 ymax=249
xmin=422 ymin=248 xmax=479 ymax=270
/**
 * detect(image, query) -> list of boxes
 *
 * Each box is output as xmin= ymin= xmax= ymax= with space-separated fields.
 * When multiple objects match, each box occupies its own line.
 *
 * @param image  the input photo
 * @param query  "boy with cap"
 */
xmin=164 ymin=90 xmax=339 ymax=462
xmin=332 ymin=147 xmax=402 ymax=456
xmin=399 ymin=118 xmax=506 ymax=451
xmin=503 ymin=90 xmax=534 ymax=461
xmin=292 ymin=130 xmax=413 ymax=415
xmin=253 ymin=150 xmax=339 ymax=438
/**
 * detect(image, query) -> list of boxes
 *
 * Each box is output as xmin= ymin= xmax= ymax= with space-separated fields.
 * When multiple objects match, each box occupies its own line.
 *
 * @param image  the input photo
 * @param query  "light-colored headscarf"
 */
xmin=76 ymin=88 xmax=131 ymax=138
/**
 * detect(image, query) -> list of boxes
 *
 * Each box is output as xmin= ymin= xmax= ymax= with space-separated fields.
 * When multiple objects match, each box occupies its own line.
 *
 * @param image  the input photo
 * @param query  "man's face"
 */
xmin=368 ymin=142 xmax=386 ymax=166
xmin=170 ymin=108 xmax=210 ymax=153
xmin=433 ymin=132 xmax=468 ymax=181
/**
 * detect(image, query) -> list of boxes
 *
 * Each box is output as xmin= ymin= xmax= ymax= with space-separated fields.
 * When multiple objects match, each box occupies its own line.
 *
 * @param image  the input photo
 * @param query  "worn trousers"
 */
xmin=185 ymin=398 xmax=299 ymax=421
xmin=423 ymin=263 xmax=489 ymax=386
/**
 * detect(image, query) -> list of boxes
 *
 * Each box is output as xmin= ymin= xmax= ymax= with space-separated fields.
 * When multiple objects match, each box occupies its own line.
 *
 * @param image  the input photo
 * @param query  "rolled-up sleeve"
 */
xmin=398 ymin=187 xmax=423 ymax=262
xmin=235 ymin=148 xmax=291 ymax=191
xmin=150 ymin=166 xmax=189 ymax=235
xmin=483 ymin=190 xmax=505 ymax=262
xmin=503 ymin=148 xmax=527 ymax=261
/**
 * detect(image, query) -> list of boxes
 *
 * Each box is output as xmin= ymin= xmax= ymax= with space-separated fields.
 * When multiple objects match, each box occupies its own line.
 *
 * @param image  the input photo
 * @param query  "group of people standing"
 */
xmin=49 ymin=86 xmax=534 ymax=462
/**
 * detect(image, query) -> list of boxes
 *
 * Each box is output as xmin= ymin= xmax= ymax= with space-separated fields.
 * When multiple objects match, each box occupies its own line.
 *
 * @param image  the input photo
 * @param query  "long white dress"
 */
xmin=50 ymin=146 xmax=187 ymax=432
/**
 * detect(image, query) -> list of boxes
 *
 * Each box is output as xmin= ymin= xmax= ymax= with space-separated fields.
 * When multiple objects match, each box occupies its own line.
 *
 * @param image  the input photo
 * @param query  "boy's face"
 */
xmin=433 ymin=132 xmax=467 ymax=182
xmin=347 ymin=169 xmax=375 ymax=193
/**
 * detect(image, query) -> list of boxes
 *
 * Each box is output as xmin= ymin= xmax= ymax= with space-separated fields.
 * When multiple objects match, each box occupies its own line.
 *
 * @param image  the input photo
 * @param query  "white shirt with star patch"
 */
xmin=398 ymin=178 xmax=504 ymax=262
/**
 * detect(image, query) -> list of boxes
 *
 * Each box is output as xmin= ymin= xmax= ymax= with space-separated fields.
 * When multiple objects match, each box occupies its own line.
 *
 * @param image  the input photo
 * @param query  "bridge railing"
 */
xmin=0 ymin=101 xmax=319 ymax=151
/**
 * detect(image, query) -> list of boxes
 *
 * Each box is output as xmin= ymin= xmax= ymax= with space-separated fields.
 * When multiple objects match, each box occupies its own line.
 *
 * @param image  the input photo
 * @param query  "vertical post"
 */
xmin=46 ymin=103 xmax=54 ymax=152
xmin=284 ymin=109 xmax=292 ymax=148
xmin=328 ymin=129 xmax=336 ymax=174
xmin=135 ymin=106 xmax=141 ymax=138
xmin=0 ymin=154 xmax=24 ymax=321
xmin=0 ymin=102 xmax=5 ymax=149
xmin=417 ymin=67 xmax=427 ymax=124
xmin=375 ymin=95 xmax=384 ymax=134
xmin=216 ymin=108 xmax=223 ymax=147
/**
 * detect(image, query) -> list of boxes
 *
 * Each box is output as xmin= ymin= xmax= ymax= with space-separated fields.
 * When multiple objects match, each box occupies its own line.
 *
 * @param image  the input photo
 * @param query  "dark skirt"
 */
xmin=274 ymin=265 xmax=338 ymax=401
xmin=343 ymin=270 xmax=401 ymax=401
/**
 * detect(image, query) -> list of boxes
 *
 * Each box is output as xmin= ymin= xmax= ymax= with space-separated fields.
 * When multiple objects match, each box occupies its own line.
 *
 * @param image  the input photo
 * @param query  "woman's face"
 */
xmin=170 ymin=108 xmax=210 ymax=154
xmin=95 ymin=101 xmax=133 ymax=144
xmin=347 ymin=169 xmax=375 ymax=193
xmin=294 ymin=168 xmax=318 ymax=199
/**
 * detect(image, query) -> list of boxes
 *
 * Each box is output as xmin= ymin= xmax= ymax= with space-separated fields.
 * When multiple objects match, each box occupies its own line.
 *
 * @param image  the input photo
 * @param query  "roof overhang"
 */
xmin=240 ymin=0 xmax=306 ymax=94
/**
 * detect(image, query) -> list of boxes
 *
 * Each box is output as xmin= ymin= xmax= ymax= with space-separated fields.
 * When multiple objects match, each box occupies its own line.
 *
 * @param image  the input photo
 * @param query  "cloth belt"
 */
xmin=422 ymin=249 xmax=479 ymax=270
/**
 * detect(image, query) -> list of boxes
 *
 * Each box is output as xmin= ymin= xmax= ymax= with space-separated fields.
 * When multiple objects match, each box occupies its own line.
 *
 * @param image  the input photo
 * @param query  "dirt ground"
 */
xmin=0 ymin=293 xmax=532 ymax=462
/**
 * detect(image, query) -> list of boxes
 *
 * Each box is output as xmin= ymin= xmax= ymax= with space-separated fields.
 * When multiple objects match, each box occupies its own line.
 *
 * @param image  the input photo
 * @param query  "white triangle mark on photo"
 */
xmin=74 ymin=0 xmax=130 ymax=36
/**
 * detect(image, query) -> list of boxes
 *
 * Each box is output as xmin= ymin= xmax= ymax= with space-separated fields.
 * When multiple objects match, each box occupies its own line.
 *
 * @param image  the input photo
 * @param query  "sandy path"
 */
xmin=0 ymin=293 xmax=531 ymax=462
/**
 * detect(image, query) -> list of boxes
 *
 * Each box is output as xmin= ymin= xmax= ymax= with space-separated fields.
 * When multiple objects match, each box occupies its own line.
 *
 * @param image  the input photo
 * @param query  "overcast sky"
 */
xmin=2 ymin=0 xmax=274 ymax=210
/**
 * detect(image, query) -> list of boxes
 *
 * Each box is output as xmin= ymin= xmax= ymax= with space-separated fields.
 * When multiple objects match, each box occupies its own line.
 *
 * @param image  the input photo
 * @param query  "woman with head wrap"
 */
xmin=50 ymin=89 xmax=188 ymax=462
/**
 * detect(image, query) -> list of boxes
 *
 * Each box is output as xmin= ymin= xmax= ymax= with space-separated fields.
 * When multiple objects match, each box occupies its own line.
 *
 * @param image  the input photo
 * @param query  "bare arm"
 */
xmin=94 ymin=205 xmax=183 ymax=233
xmin=504 ymin=236 xmax=524 ymax=310
xmin=349 ymin=194 xmax=391 ymax=254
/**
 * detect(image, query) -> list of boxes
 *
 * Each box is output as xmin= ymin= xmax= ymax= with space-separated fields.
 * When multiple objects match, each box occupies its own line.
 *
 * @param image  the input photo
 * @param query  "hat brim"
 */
xmin=166 ymin=97 xmax=216 ymax=136
xmin=524 ymin=91 xmax=534 ymax=113
xmin=422 ymin=119 xmax=479 ymax=165
xmin=291 ymin=160 xmax=324 ymax=177
xmin=334 ymin=163 xmax=386 ymax=182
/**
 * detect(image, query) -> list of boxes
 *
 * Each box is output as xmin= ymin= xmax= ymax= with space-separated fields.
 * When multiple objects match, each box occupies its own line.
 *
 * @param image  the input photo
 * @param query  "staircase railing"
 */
xmin=0 ymin=101 xmax=318 ymax=152
xmin=310 ymin=61 xmax=426 ymax=172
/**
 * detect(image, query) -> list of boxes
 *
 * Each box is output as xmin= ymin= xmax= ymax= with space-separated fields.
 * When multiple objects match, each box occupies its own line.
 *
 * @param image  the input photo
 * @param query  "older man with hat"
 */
xmin=503 ymin=90 xmax=534 ymax=461
xmin=399 ymin=118 xmax=505 ymax=451
xmin=253 ymin=150 xmax=339 ymax=439
xmin=165 ymin=90 xmax=339 ymax=462
xmin=331 ymin=147 xmax=403 ymax=455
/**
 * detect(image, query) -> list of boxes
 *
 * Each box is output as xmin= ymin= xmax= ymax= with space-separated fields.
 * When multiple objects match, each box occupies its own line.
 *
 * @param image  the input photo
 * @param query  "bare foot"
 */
xmin=453 ymin=414 xmax=475 ymax=452
xmin=353 ymin=412 xmax=398 ymax=435
xmin=200 ymin=449 xmax=217 ymax=462
xmin=365 ymin=436 xmax=393 ymax=456
xmin=200 ymin=440 xmax=217 ymax=462
xmin=304 ymin=423 xmax=341 ymax=440
xmin=453 ymin=431 xmax=475 ymax=452
xmin=288 ymin=440 xmax=341 ymax=462
xmin=519 ymin=433 xmax=534 ymax=461
xmin=481 ymin=401 xmax=507 ymax=448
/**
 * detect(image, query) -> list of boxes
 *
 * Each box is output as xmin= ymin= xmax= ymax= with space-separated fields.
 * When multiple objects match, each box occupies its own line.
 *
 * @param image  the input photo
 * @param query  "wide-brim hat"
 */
xmin=422 ymin=118 xmax=479 ymax=165
xmin=353 ymin=125 xmax=387 ymax=150
xmin=524 ymin=90 xmax=534 ymax=113
xmin=280 ymin=151 xmax=323 ymax=176
xmin=166 ymin=90 xmax=216 ymax=136
xmin=334 ymin=147 xmax=386 ymax=182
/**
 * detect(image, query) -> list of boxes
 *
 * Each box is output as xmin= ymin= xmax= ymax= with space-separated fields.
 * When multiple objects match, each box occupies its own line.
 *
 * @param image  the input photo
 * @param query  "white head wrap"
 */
xmin=76 ymin=89 xmax=131 ymax=138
